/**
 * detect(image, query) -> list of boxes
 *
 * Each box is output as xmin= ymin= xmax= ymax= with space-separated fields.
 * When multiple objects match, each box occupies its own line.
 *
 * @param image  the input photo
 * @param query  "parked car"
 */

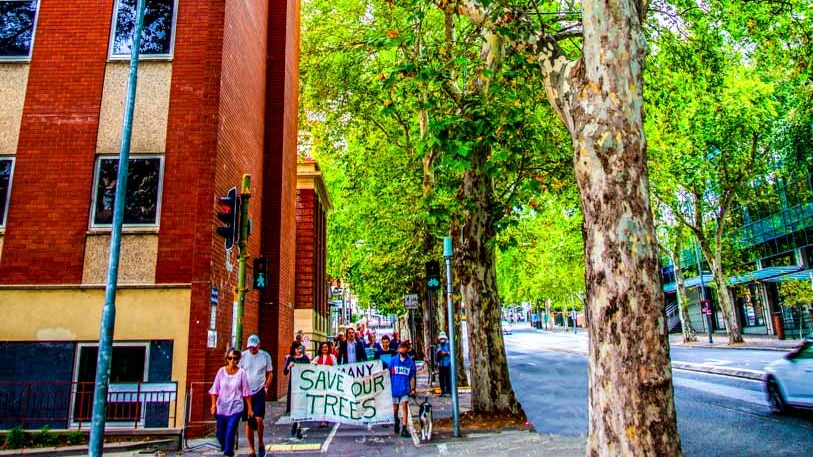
xmin=501 ymin=320 xmax=512 ymax=335
xmin=764 ymin=340 xmax=813 ymax=414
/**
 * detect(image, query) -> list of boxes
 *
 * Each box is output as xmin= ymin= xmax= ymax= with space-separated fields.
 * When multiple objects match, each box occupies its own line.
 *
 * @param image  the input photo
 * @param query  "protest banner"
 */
xmin=290 ymin=360 xmax=395 ymax=426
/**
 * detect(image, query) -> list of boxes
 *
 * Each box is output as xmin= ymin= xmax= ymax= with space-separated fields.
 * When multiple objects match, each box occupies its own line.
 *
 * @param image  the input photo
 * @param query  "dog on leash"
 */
xmin=418 ymin=397 xmax=433 ymax=441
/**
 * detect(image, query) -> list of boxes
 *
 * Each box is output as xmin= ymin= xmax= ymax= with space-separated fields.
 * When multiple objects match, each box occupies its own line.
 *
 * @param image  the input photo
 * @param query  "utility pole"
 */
xmin=234 ymin=174 xmax=251 ymax=350
xmin=443 ymin=237 xmax=460 ymax=437
xmin=89 ymin=2 xmax=145 ymax=455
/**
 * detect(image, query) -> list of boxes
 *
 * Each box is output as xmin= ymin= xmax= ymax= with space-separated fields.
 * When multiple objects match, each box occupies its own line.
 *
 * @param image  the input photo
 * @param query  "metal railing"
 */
xmin=0 ymin=381 xmax=177 ymax=430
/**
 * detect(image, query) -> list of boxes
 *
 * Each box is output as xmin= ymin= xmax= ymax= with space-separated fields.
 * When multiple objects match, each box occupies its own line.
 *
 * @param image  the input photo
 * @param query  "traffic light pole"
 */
xmin=89 ymin=1 xmax=145 ymax=456
xmin=443 ymin=237 xmax=460 ymax=437
xmin=235 ymin=174 xmax=251 ymax=350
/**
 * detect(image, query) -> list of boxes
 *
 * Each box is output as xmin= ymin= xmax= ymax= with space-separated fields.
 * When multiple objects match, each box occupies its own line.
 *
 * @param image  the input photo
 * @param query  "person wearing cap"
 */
xmin=240 ymin=334 xmax=273 ymax=457
xmin=390 ymin=341 xmax=417 ymax=438
xmin=436 ymin=331 xmax=451 ymax=397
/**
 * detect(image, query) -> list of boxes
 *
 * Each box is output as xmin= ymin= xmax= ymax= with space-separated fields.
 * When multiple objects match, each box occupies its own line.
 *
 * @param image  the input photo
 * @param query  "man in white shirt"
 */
xmin=240 ymin=334 xmax=273 ymax=457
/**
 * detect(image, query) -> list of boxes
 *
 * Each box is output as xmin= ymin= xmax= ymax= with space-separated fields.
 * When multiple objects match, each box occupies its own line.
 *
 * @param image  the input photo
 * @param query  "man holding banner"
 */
xmin=389 ymin=341 xmax=417 ymax=438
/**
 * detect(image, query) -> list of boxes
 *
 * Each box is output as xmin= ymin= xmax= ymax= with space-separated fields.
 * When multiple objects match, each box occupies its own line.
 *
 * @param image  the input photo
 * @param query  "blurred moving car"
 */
xmin=501 ymin=320 xmax=512 ymax=335
xmin=764 ymin=339 xmax=813 ymax=414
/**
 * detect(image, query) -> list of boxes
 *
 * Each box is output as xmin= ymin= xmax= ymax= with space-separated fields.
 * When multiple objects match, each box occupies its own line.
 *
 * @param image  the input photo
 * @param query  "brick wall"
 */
xmin=295 ymin=189 xmax=315 ymax=310
xmin=260 ymin=0 xmax=300 ymax=399
xmin=0 ymin=0 xmax=114 ymax=284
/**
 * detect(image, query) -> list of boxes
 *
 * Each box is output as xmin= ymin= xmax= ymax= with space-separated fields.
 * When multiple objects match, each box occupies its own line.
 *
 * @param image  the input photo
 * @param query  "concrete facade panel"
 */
xmin=81 ymin=233 xmax=158 ymax=284
xmin=96 ymin=62 xmax=172 ymax=154
xmin=0 ymin=64 xmax=28 ymax=155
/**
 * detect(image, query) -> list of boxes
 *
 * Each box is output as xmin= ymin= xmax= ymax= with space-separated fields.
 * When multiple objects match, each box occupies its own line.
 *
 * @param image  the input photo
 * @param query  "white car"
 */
xmin=764 ymin=340 xmax=813 ymax=414
xmin=501 ymin=320 xmax=512 ymax=335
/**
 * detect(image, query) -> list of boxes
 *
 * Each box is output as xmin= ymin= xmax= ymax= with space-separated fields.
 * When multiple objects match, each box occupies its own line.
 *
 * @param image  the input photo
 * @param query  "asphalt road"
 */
xmin=505 ymin=329 xmax=813 ymax=457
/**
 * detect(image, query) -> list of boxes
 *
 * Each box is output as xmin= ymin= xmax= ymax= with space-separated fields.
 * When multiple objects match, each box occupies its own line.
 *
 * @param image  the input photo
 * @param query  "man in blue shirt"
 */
xmin=389 ymin=341 xmax=416 ymax=438
xmin=435 ymin=332 xmax=451 ymax=397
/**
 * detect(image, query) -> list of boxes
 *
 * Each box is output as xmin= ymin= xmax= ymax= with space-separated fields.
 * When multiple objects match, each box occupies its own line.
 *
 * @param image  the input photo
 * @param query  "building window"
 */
xmin=0 ymin=0 xmax=39 ymax=60
xmin=72 ymin=343 xmax=148 ymax=423
xmin=0 ymin=157 xmax=14 ymax=227
xmin=110 ymin=0 xmax=176 ymax=59
xmin=91 ymin=155 xmax=163 ymax=228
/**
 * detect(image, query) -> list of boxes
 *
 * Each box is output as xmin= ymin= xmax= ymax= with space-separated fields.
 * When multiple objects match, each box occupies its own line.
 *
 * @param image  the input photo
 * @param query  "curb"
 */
xmin=670 ymin=362 xmax=764 ymax=380
xmin=0 ymin=439 xmax=177 ymax=457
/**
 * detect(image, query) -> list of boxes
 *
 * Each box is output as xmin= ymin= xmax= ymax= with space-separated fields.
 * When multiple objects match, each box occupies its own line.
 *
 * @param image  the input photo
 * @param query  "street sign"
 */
xmin=210 ymin=287 xmax=219 ymax=306
xmin=404 ymin=294 xmax=419 ymax=310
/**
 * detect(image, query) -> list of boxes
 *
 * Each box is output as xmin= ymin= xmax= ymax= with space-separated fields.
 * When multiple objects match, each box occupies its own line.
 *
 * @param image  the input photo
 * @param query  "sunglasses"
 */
xmin=226 ymin=356 xmax=240 ymax=361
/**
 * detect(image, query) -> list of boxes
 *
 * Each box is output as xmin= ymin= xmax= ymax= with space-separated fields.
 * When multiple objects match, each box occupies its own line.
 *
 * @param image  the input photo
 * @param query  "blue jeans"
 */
xmin=216 ymin=412 xmax=241 ymax=456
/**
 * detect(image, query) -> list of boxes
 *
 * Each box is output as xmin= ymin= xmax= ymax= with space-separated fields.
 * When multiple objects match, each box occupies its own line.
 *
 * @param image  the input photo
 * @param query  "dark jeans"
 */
xmin=438 ymin=365 xmax=451 ymax=394
xmin=243 ymin=389 xmax=266 ymax=420
xmin=216 ymin=412 xmax=241 ymax=456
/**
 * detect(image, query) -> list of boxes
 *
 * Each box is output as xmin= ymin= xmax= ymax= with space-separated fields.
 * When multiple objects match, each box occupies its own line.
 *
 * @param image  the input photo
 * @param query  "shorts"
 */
xmin=392 ymin=394 xmax=410 ymax=405
xmin=242 ymin=389 xmax=266 ymax=420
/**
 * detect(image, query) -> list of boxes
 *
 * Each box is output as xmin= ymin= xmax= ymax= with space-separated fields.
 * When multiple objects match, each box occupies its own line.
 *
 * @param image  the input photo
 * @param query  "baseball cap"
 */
xmin=247 ymin=334 xmax=260 ymax=348
xmin=438 ymin=331 xmax=448 ymax=340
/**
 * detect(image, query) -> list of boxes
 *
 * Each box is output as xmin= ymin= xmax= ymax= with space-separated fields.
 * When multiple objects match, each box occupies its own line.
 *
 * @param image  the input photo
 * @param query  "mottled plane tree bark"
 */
xmin=455 ymin=1 xmax=682 ymax=454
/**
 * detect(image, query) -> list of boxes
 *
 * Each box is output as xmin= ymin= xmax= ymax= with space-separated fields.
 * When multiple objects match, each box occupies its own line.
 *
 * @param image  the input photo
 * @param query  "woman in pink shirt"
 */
xmin=209 ymin=348 xmax=253 ymax=457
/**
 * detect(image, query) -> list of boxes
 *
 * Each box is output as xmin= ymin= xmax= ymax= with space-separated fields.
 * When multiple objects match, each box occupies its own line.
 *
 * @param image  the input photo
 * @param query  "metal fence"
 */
xmin=0 ymin=381 xmax=177 ymax=430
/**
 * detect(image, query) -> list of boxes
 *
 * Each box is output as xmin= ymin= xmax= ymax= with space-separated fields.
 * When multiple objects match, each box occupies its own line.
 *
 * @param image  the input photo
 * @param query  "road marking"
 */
xmin=673 ymin=377 xmax=766 ymax=406
xmin=701 ymin=358 xmax=733 ymax=366
xmin=438 ymin=443 xmax=449 ymax=454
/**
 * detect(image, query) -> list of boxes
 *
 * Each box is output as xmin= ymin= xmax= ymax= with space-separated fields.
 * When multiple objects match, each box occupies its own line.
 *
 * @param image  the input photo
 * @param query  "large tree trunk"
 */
xmin=541 ymin=1 xmax=683 ymax=455
xmin=672 ymin=240 xmax=698 ymax=343
xmin=710 ymin=261 xmax=744 ymax=344
xmin=456 ymin=145 xmax=524 ymax=415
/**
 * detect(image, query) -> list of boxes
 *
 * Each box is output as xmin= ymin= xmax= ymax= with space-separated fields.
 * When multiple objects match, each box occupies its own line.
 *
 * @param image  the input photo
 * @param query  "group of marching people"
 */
xmin=207 ymin=328 xmax=419 ymax=456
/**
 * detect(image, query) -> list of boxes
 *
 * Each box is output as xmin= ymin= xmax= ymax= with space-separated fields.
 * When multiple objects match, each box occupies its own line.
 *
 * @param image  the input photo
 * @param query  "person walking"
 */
xmin=375 ymin=334 xmax=397 ymax=368
xmin=338 ymin=327 xmax=367 ymax=364
xmin=390 ymin=341 xmax=416 ymax=438
xmin=209 ymin=348 xmax=253 ymax=457
xmin=312 ymin=342 xmax=336 ymax=427
xmin=435 ymin=332 xmax=451 ymax=397
xmin=313 ymin=341 xmax=337 ymax=366
xmin=284 ymin=342 xmax=310 ymax=439
xmin=334 ymin=333 xmax=345 ymax=357
xmin=364 ymin=331 xmax=382 ymax=360
xmin=240 ymin=334 xmax=273 ymax=457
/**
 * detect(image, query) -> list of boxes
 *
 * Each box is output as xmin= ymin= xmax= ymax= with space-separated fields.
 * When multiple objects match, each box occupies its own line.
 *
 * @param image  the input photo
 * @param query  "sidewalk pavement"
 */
xmin=38 ymin=326 xmax=806 ymax=457
xmin=162 ymin=365 xmax=586 ymax=457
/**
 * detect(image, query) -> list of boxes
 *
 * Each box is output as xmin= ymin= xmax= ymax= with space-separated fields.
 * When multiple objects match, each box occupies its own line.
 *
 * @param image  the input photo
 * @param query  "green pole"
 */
xmin=89 ymin=1 xmax=145 ymax=455
xmin=443 ymin=236 xmax=460 ymax=437
xmin=235 ymin=174 xmax=251 ymax=350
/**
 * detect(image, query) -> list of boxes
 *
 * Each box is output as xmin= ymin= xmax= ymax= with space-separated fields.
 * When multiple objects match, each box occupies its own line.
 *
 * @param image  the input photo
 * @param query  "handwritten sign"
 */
xmin=290 ymin=360 xmax=394 ymax=425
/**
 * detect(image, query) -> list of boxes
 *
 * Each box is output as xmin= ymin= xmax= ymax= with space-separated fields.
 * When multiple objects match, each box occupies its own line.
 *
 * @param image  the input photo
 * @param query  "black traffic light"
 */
xmin=253 ymin=257 xmax=268 ymax=289
xmin=216 ymin=187 xmax=240 ymax=250
xmin=425 ymin=260 xmax=441 ymax=290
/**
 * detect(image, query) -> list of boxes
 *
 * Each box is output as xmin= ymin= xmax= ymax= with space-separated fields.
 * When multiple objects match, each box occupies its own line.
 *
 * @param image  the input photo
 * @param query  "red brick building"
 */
xmin=295 ymin=158 xmax=333 ymax=352
xmin=0 ymin=0 xmax=302 ymax=430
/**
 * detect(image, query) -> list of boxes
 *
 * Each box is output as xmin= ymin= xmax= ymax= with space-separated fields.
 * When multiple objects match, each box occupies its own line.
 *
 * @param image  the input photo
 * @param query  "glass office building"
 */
xmin=662 ymin=172 xmax=813 ymax=339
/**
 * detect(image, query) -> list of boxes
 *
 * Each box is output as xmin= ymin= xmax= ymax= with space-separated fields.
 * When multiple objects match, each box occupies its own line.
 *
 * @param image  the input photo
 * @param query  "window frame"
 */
xmin=0 ymin=0 xmax=41 ymax=62
xmin=107 ymin=0 xmax=178 ymax=61
xmin=70 ymin=342 xmax=150 ymax=427
xmin=0 ymin=155 xmax=15 ymax=229
xmin=89 ymin=154 xmax=165 ymax=231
